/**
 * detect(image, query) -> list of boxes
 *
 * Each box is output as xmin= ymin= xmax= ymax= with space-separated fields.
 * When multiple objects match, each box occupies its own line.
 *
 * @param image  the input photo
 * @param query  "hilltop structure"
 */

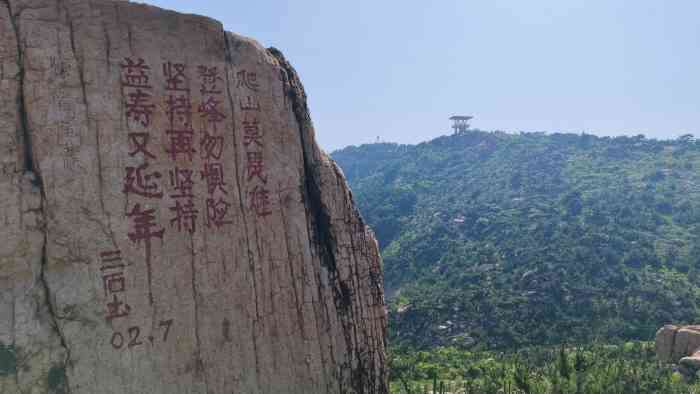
xmin=450 ymin=115 xmax=473 ymax=133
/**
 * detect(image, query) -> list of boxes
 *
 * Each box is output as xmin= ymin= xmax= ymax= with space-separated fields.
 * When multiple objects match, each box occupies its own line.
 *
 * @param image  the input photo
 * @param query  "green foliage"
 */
xmin=0 ymin=342 xmax=16 ymax=376
xmin=333 ymin=131 xmax=700 ymax=349
xmin=48 ymin=364 xmax=68 ymax=394
xmin=389 ymin=342 xmax=700 ymax=394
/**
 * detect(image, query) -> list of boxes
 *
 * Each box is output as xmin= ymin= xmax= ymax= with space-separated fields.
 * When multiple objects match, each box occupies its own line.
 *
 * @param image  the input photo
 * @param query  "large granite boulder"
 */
xmin=656 ymin=325 xmax=700 ymax=372
xmin=656 ymin=324 xmax=680 ymax=363
xmin=0 ymin=0 xmax=388 ymax=393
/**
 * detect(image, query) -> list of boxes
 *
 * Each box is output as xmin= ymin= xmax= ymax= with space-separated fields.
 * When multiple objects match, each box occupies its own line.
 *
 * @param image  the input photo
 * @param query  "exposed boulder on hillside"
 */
xmin=656 ymin=325 xmax=700 ymax=374
xmin=0 ymin=1 xmax=387 ymax=393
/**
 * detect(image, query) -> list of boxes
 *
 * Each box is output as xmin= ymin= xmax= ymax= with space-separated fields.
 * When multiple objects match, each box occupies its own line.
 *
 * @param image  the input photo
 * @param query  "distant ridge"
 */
xmin=334 ymin=129 xmax=700 ymax=349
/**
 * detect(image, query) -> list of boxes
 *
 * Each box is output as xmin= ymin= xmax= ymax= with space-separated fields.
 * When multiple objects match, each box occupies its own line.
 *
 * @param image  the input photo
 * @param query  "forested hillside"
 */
xmin=333 ymin=130 xmax=700 ymax=350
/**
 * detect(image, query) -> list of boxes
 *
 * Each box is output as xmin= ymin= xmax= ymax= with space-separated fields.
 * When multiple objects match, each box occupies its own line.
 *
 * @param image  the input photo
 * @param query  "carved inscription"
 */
xmin=110 ymin=319 xmax=174 ymax=350
xmin=121 ymin=57 xmax=155 ymax=127
xmin=162 ymin=61 xmax=199 ymax=233
xmin=100 ymin=250 xmax=131 ymax=321
xmin=197 ymin=65 xmax=232 ymax=228
xmin=98 ymin=250 xmax=175 ymax=350
xmin=120 ymin=57 xmax=164 ymax=305
xmin=238 ymin=69 xmax=272 ymax=217
xmin=109 ymin=59 xmax=281 ymax=355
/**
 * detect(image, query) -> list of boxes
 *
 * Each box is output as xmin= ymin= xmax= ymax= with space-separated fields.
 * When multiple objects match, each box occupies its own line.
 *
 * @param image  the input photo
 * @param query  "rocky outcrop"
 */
xmin=655 ymin=325 xmax=700 ymax=374
xmin=0 ymin=1 xmax=388 ymax=393
xmin=656 ymin=325 xmax=680 ymax=363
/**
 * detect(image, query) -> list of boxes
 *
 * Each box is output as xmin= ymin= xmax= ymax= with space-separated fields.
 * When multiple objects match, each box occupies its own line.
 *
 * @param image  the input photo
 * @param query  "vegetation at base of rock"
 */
xmin=48 ymin=365 xmax=68 ymax=394
xmin=0 ymin=342 xmax=17 ymax=376
xmin=389 ymin=342 xmax=700 ymax=393
xmin=332 ymin=130 xmax=700 ymax=349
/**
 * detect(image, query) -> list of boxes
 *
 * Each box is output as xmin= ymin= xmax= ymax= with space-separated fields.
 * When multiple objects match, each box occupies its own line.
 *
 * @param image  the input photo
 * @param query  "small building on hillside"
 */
xmin=450 ymin=115 xmax=473 ymax=134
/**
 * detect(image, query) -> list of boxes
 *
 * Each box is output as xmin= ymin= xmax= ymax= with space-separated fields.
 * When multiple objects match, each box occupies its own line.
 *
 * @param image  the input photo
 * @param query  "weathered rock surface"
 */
xmin=0 ymin=1 xmax=388 ymax=393
xmin=655 ymin=325 xmax=700 ymax=368
xmin=655 ymin=325 xmax=679 ymax=363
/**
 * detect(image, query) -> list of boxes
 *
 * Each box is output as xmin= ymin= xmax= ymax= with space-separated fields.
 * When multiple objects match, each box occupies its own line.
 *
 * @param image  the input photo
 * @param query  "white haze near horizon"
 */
xmin=145 ymin=0 xmax=700 ymax=152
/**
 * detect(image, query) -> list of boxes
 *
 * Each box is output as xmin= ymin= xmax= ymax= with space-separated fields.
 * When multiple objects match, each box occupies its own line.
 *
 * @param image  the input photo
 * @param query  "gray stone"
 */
xmin=655 ymin=324 xmax=700 ymax=367
xmin=655 ymin=324 xmax=679 ymax=363
xmin=679 ymin=352 xmax=700 ymax=371
xmin=0 ymin=1 xmax=388 ymax=393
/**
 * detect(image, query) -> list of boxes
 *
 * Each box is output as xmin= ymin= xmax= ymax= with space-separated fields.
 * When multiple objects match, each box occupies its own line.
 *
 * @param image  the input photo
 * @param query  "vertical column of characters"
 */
xmin=237 ymin=70 xmax=271 ymax=218
xmin=197 ymin=66 xmax=232 ymax=229
xmin=100 ymin=250 xmax=131 ymax=347
xmin=47 ymin=56 xmax=80 ymax=172
xmin=120 ymin=58 xmax=165 ymax=306
xmin=162 ymin=62 xmax=198 ymax=234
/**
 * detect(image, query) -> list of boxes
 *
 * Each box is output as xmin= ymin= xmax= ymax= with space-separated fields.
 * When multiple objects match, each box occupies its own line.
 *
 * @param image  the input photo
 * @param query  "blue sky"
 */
xmin=146 ymin=1 xmax=699 ymax=152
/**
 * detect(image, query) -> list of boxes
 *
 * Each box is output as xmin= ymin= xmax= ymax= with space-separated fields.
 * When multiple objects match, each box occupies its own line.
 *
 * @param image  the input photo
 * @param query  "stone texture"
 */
xmin=655 ymin=324 xmax=679 ymax=363
xmin=674 ymin=327 xmax=700 ymax=361
xmin=655 ymin=325 xmax=700 ymax=367
xmin=0 ymin=1 xmax=388 ymax=393
xmin=680 ymin=350 xmax=700 ymax=372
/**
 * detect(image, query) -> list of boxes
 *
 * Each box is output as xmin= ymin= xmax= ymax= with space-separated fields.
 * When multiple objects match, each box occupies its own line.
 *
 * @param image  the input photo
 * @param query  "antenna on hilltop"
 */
xmin=449 ymin=115 xmax=473 ymax=134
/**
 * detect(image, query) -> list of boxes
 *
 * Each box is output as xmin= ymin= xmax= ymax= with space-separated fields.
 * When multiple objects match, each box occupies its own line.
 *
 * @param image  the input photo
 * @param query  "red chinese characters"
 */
xmin=238 ymin=69 xmax=271 ymax=218
xmin=163 ymin=62 xmax=199 ymax=233
xmin=127 ymin=204 xmax=165 ymax=247
xmin=197 ymin=65 xmax=232 ymax=228
xmin=128 ymin=132 xmax=156 ymax=159
xmin=245 ymin=151 xmax=267 ymax=183
xmin=164 ymin=94 xmax=196 ymax=162
xmin=120 ymin=58 xmax=155 ymax=127
xmin=249 ymin=185 xmax=271 ymax=217
xmin=126 ymin=202 xmax=164 ymax=305
xmin=165 ymin=128 xmax=196 ymax=162
xmin=242 ymin=116 xmax=263 ymax=147
xmin=120 ymin=58 xmax=165 ymax=306
xmin=200 ymin=133 xmax=224 ymax=161
xmin=123 ymin=163 xmax=163 ymax=199
xmin=163 ymin=61 xmax=188 ymax=91
xmin=199 ymin=66 xmax=223 ymax=94
xmin=205 ymin=197 xmax=233 ymax=228
xmin=198 ymin=96 xmax=226 ymax=129
xmin=168 ymin=167 xmax=198 ymax=232
xmin=201 ymin=163 xmax=227 ymax=195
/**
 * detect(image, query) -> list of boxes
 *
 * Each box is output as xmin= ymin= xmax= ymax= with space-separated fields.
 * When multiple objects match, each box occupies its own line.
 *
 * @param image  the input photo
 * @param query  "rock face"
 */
xmin=655 ymin=325 xmax=700 ymax=371
xmin=656 ymin=325 xmax=680 ymax=363
xmin=0 ymin=1 xmax=388 ymax=393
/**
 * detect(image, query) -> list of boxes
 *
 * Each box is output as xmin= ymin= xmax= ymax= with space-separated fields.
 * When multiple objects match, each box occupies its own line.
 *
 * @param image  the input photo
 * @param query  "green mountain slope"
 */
xmin=332 ymin=131 xmax=700 ymax=350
